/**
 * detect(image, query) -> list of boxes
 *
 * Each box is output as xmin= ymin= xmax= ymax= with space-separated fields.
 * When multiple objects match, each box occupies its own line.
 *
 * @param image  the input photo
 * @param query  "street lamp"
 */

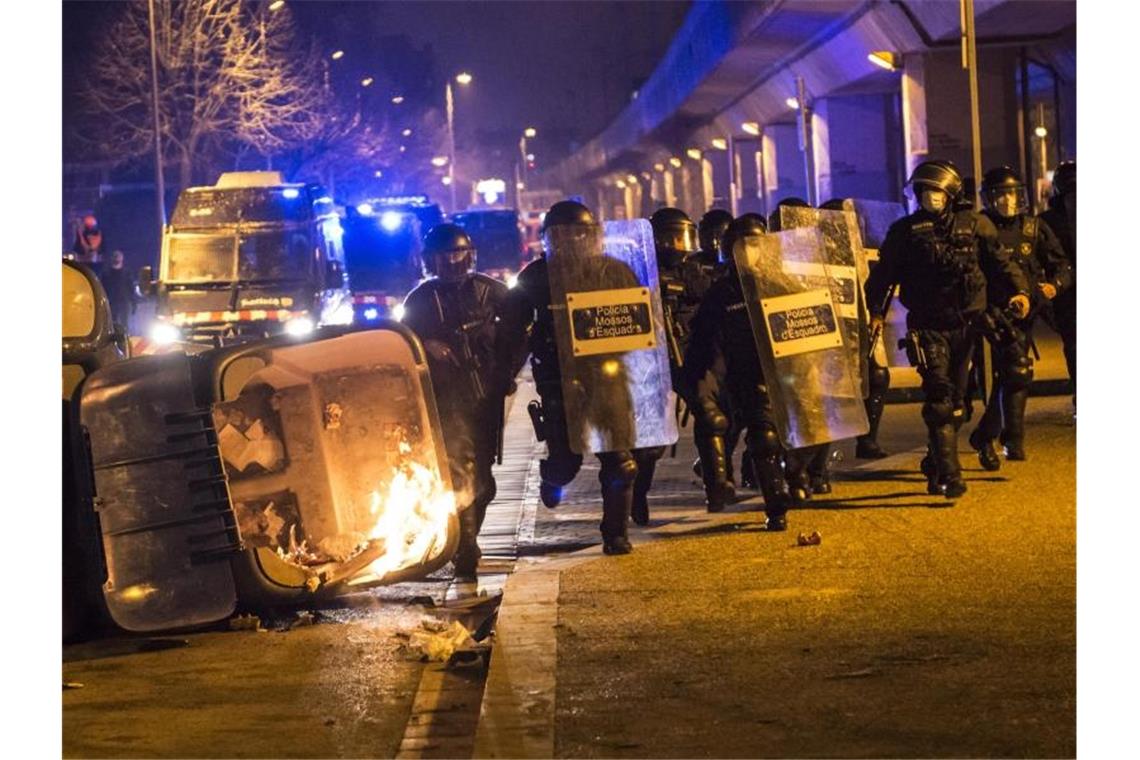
xmin=331 ymin=50 xmax=344 ymax=60
xmin=268 ymin=0 xmax=285 ymax=11
xmin=361 ymin=77 xmax=373 ymax=87
xmin=391 ymin=95 xmax=405 ymax=105
xmin=446 ymin=71 xmax=473 ymax=211
xmin=524 ymin=127 xmax=537 ymax=139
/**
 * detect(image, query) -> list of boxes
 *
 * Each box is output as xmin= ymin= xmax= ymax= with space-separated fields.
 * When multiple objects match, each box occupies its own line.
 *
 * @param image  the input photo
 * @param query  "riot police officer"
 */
xmin=685 ymin=213 xmax=792 ymax=530
xmin=401 ymin=224 xmax=512 ymax=580
xmin=1039 ymin=161 xmax=1076 ymax=407
xmin=688 ymin=208 xmax=746 ymax=504
xmin=503 ymin=201 xmax=664 ymax=554
xmin=865 ymin=160 xmax=1030 ymax=499
xmin=968 ymin=167 xmax=1071 ymax=468
xmin=642 ymin=208 xmax=702 ymax=524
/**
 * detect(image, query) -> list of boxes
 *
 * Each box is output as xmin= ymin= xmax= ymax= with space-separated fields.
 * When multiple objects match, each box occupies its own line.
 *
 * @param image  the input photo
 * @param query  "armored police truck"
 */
xmin=141 ymin=172 xmax=352 ymax=347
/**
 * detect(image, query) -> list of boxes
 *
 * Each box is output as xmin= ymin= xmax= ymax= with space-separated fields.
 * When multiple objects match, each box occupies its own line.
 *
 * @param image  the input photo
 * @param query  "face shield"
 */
xmin=984 ymin=186 xmax=1027 ymax=219
xmin=427 ymin=248 xmax=475 ymax=282
xmin=542 ymin=223 xmax=603 ymax=259
xmin=917 ymin=187 xmax=949 ymax=214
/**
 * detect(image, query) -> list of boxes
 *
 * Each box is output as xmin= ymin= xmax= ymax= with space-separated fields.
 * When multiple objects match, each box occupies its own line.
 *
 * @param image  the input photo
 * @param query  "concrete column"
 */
xmin=735 ymin=140 xmax=763 ymax=215
xmin=760 ymin=123 xmax=807 ymax=209
xmin=700 ymin=157 xmax=716 ymax=212
xmin=811 ymin=93 xmax=904 ymax=203
xmin=902 ymin=48 xmax=1022 ymax=185
xmin=662 ymin=170 xmax=676 ymax=208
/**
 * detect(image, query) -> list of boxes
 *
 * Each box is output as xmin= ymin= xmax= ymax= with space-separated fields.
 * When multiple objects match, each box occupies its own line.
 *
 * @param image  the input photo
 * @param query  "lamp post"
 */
xmin=445 ymin=72 xmax=473 ymax=213
xmin=146 ymin=0 xmax=166 ymax=228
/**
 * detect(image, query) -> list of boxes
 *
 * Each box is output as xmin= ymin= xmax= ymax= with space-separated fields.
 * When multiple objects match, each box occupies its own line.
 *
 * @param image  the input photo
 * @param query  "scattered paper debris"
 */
xmin=403 ymin=619 xmax=488 ymax=665
xmin=229 ymin=614 xmax=263 ymax=632
xmin=796 ymin=530 xmax=822 ymax=547
xmin=324 ymin=402 xmax=343 ymax=430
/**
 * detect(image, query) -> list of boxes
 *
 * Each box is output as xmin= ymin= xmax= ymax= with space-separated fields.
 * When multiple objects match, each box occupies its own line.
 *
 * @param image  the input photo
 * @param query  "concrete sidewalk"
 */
xmin=475 ymin=396 xmax=1076 ymax=758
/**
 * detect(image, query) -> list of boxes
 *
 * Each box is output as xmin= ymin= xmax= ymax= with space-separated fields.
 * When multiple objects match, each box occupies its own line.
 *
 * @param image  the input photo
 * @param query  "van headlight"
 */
xmin=284 ymin=316 xmax=315 ymax=337
xmin=150 ymin=322 xmax=181 ymax=346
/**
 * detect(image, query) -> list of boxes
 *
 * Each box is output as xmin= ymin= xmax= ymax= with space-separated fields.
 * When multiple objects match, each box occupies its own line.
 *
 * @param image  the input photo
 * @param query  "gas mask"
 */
xmin=919 ymin=189 xmax=948 ymax=214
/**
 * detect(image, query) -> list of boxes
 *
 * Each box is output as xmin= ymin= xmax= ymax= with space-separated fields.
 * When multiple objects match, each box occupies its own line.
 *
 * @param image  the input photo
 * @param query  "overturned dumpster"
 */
xmin=66 ymin=322 xmax=458 ymax=633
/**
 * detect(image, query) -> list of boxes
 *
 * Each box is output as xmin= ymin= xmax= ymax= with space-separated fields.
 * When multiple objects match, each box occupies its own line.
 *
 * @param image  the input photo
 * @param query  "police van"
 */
xmin=142 ymin=172 xmax=352 ymax=346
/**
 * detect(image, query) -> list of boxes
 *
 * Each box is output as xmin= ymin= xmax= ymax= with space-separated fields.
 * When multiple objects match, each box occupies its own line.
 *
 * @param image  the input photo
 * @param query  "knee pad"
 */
xmin=694 ymin=399 xmax=729 ymax=437
xmin=747 ymin=424 xmax=782 ymax=458
xmin=869 ymin=365 xmax=891 ymax=394
xmin=922 ymin=399 xmax=955 ymax=427
xmin=1001 ymin=354 xmax=1034 ymax=392
xmin=598 ymin=452 xmax=639 ymax=489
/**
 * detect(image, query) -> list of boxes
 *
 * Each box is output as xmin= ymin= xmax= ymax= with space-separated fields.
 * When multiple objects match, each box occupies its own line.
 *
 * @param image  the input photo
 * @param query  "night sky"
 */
xmin=63 ymin=0 xmax=691 ymax=168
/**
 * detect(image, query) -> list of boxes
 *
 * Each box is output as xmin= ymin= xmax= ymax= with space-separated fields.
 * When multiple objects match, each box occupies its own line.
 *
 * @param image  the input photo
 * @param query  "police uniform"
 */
xmin=1039 ymin=188 xmax=1076 ymax=401
xmin=685 ymin=223 xmax=792 ymax=528
xmin=502 ymin=203 xmax=664 ymax=554
xmin=971 ymin=212 xmax=1071 ymax=462
xmin=866 ymin=200 xmax=1029 ymax=496
xmin=402 ymin=239 xmax=511 ymax=578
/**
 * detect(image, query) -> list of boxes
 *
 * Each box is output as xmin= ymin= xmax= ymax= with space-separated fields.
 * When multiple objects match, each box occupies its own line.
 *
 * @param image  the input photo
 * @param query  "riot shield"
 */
xmin=733 ymin=228 xmax=869 ymax=449
xmin=544 ymin=218 xmax=678 ymax=453
xmin=779 ymin=206 xmax=870 ymax=397
xmin=842 ymin=199 xmax=908 ymax=250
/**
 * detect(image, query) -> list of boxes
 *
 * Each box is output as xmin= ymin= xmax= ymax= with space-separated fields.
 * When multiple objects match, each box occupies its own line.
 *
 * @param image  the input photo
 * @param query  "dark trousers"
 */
xmin=729 ymin=382 xmax=790 ymax=516
xmin=916 ymin=326 xmax=976 ymax=483
xmin=976 ymin=318 xmax=1034 ymax=447
xmin=442 ymin=398 xmax=500 ymax=573
xmin=1045 ymin=294 xmax=1076 ymax=399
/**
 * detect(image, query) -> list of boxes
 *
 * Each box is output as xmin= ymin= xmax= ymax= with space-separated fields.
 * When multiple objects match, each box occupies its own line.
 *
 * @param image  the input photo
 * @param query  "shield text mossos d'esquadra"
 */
xmin=734 ymin=227 xmax=869 ymax=450
xmin=543 ymin=219 xmax=678 ymax=454
xmin=779 ymin=205 xmax=871 ymax=397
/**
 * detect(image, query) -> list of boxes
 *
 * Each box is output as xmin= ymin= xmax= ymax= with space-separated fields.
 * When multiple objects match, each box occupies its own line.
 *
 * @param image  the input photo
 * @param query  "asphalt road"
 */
xmin=553 ymin=397 xmax=1076 ymax=758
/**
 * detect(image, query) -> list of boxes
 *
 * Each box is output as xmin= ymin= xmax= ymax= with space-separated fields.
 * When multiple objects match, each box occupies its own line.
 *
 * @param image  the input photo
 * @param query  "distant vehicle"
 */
xmin=450 ymin=208 xmax=529 ymax=286
xmin=140 ymin=172 xmax=352 ymax=347
xmin=343 ymin=196 xmax=442 ymax=322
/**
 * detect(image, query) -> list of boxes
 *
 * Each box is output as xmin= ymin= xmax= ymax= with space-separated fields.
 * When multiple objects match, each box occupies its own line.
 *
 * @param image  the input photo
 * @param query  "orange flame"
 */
xmin=364 ymin=450 xmax=457 ymax=581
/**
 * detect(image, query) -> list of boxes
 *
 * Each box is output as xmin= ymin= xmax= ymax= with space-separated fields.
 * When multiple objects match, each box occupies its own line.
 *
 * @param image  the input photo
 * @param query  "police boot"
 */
xmin=968 ymin=427 xmax=1001 ymax=472
xmin=739 ymin=455 xmax=757 ymax=490
xmin=920 ymin=445 xmax=940 ymax=496
xmin=540 ymin=481 xmax=563 ymax=509
xmin=696 ymin=435 xmax=735 ymax=513
xmin=750 ymin=451 xmax=790 ymax=529
xmin=807 ymin=446 xmax=832 ymax=495
xmin=932 ymin=425 xmax=967 ymax=499
xmin=452 ymin=508 xmax=482 ymax=581
xmin=630 ymin=458 xmax=657 ymax=527
xmin=1001 ymin=388 xmax=1030 ymax=461
xmin=855 ymin=393 xmax=889 ymax=459
xmin=600 ymin=486 xmax=633 ymax=554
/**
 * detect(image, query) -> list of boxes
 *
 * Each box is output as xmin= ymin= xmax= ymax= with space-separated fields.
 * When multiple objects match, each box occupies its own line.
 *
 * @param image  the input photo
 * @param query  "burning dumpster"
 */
xmin=68 ymin=323 xmax=458 ymax=633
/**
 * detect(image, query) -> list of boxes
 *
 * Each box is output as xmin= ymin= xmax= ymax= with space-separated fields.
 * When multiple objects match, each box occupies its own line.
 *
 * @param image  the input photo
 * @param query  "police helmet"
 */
xmin=907 ymin=160 xmax=964 ymax=199
xmin=423 ymin=223 xmax=476 ymax=282
xmin=650 ymin=207 xmax=699 ymax=269
xmin=981 ymin=166 xmax=1028 ymax=216
xmin=541 ymin=200 xmax=601 ymax=257
xmin=1051 ymin=161 xmax=1075 ymax=198
xmin=721 ymin=213 xmax=767 ymax=263
xmin=767 ymin=197 xmax=809 ymax=232
xmin=698 ymin=209 xmax=734 ymax=256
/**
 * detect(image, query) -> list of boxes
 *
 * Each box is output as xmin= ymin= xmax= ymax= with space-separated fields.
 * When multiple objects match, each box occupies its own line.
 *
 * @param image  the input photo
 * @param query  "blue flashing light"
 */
xmin=363 ymin=307 xmax=380 ymax=321
xmin=281 ymin=188 xmax=300 ymax=199
xmin=356 ymin=202 xmax=374 ymax=215
xmin=380 ymin=211 xmax=403 ymax=232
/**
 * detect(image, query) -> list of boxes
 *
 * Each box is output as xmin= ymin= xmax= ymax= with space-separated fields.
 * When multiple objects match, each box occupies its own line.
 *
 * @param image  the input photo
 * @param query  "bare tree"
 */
xmin=74 ymin=0 xmax=326 ymax=190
